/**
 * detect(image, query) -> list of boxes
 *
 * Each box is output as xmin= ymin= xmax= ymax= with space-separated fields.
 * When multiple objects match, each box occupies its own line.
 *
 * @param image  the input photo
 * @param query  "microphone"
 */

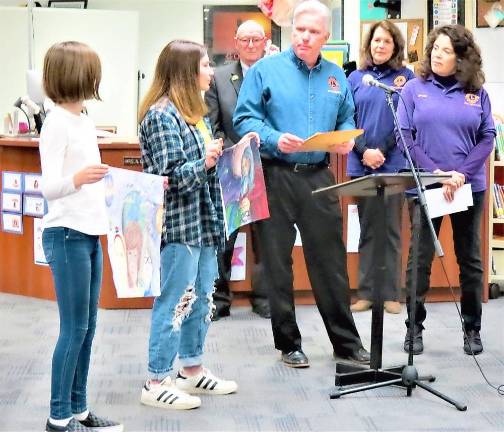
xmin=21 ymin=95 xmax=40 ymax=114
xmin=362 ymin=74 xmax=397 ymax=93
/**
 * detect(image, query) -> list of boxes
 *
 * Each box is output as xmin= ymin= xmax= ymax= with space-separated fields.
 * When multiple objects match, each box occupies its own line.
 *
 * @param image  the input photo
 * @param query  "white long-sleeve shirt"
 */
xmin=39 ymin=105 xmax=108 ymax=235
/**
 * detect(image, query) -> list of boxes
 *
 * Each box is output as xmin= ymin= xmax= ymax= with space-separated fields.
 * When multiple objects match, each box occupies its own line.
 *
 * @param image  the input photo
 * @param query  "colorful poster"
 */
xmin=230 ymin=231 xmax=247 ymax=281
xmin=217 ymin=136 xmax=270 ymax=237
xmin=104 ymin=167 xmax=164 ymax=298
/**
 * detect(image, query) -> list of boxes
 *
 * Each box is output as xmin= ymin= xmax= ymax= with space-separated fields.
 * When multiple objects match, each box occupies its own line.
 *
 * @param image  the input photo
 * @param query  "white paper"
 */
xmin=346 ymin=204 xmax=360 ymax=253
xmin=104 ymin=167 xmax=165 ymax=298
xmin=2 ymin=172 xmax=23 ymax=192
xmin=24 ymin=173 xmax=42 ymax=195
xmin=425 ymin=184 xmax=473 ymax=219
xmin=230 ymin=231 xmax=247 ymax=281
xmin=294 ymin=224 xmax=302 ymax=246
xmin=23 ymin=195 xmax=46 ymax=217
xmin=2 ymin=212 xmax=23 ymax=234
xmin=33 ymin=217 xmax=48 ymax=266
xmin=1 ymin=192 xmax=22 ymax=213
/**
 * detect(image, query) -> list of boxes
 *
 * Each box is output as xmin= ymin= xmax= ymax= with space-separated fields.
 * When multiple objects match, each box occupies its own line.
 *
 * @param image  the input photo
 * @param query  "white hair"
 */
xmin=293 ymin=0 xmax=331 ymax=32
xmin=235 ymin=20 xmax=265 ymax=38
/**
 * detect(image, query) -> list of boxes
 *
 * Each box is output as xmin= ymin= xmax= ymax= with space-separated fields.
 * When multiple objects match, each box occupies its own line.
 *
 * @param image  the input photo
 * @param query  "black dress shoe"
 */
xmin=403 ymin=325 xmax=423 ymax=355
xmin=251 ymin=301 xmax=271 ymax=319
xmin=211 ymin=307 xmax=230 ymax=321
xmin=281 ymin=350 xmax=309 ymax=368
xmin=334 ymin=347 xmax=371 ymax=365
xmin=463 ymin=329 xmax=483 ymax=355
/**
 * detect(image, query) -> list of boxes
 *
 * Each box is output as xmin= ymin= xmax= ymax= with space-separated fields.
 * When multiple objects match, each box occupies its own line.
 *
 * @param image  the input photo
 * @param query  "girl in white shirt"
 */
xmin=40 ymin=41 xmax=122 ymax=432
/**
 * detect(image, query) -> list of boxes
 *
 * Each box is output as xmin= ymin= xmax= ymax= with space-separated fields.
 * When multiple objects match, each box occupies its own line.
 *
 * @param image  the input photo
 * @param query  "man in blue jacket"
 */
xmin=233 ymin=0 xmax=369 ymax=368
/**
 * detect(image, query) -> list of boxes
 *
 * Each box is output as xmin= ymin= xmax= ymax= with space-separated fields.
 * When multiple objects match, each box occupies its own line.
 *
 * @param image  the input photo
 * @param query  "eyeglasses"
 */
xmin=236 ymin=37 xmax=265 ymax=46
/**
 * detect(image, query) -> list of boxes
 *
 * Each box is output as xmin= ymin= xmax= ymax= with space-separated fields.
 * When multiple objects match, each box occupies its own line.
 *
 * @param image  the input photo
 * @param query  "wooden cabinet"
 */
xmin=0 ymin=139 xmax=489 ymax=308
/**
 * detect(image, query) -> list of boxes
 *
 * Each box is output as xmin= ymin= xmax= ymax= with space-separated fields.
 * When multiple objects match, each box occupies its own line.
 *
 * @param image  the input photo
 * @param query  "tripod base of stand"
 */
xmin=330 ymin=363 xmax=467 ymax=411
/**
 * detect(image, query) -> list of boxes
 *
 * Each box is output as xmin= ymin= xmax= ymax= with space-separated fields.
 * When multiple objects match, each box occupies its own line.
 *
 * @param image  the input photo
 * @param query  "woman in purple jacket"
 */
xmin=397 ymin=25 xmax=496 ymax=356
xmin=347 ymin=20 xmax=414 ymax=315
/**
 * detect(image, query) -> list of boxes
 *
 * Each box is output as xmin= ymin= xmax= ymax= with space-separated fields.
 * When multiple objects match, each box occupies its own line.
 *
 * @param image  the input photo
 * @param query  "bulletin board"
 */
xmin=476 ymin=0 xmax=504 ymax=28
xmin=360 ymin=19 xmax=424 ymax=69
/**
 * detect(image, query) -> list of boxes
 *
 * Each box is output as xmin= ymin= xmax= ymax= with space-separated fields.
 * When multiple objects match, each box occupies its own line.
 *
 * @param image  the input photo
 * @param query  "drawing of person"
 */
xmin=123 ymin=220 xmax=143 ymax=291
xmin=112 ymin=228 xmax=129 ymax=294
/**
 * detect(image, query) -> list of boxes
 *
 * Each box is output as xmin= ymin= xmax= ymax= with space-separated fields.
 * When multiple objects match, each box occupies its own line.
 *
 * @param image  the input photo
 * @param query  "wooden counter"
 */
xmin=0 ymin=137 xmax=489 ymax=308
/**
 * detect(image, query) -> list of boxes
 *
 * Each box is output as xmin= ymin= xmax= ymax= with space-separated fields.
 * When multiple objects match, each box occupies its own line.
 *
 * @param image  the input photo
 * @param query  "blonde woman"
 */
xmin=138 ymin=40 xmax=238 ymax=410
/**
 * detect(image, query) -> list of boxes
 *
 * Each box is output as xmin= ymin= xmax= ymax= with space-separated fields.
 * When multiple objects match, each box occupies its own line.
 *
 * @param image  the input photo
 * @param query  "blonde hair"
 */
xmin=139 ymin=40 xmax=208 ymax=124
xmin=43 ymin=41 xmax=101 ymax=103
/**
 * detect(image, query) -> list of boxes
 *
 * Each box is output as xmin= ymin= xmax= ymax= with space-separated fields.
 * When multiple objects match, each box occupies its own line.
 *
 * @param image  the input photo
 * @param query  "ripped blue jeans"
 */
xmin=148 ymin=243 xmax=218 ymax=380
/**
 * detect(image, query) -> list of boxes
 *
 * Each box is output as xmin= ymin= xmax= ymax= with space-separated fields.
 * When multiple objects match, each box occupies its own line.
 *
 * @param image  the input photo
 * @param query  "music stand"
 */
xmin=313 ymin=172 xmax=467 ymax=411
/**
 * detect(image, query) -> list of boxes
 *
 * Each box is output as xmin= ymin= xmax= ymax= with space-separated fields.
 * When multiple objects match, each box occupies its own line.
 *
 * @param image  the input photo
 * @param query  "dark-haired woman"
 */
xmin=397 ymin=25 xmax=495 ymax=356
xmin=138 ymin=40 xmax=238 ymax=410
xmin=347 ymin=20 xmax=414 ymax=315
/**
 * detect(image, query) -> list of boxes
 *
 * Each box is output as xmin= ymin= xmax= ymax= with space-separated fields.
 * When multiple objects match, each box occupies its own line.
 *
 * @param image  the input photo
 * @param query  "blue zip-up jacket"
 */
xmin=346 ymin=65 xmax=415 ymax=176
xmin=233 ymin=47 xmax=355 ymax=164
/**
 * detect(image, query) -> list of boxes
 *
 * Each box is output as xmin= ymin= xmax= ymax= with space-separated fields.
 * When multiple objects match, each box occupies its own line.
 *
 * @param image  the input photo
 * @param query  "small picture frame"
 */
xmin=2 ymin=171 xmax=23 ymax=192
xmin=23 ymin=173 xmax=43 ymax=195
xmin=48 ymin=0 xmax=88 ymax=8
xmin=23 ymin=195 xmax=47 ymax=217
xmin=2 ymin=212 xmax=23 ymax=234
xmin=2 ymin=192 xmax=23 ymax=213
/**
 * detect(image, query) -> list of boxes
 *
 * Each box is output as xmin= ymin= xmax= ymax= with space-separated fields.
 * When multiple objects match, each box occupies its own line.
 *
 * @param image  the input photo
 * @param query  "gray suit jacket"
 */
xmin=205 ymin=61 xmax=243 ymax=149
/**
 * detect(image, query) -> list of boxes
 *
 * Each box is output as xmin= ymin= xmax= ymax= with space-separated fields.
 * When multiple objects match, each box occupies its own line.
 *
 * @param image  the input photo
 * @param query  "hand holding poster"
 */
xmin=217 ymin=134 xmax=270 ymax=237
xmin=104 ymin=167 xmax=164 ymax=298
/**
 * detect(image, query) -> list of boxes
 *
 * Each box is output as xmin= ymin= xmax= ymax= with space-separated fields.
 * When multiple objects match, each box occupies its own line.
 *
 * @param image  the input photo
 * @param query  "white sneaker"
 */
xmin=140 ymin=377 xmax=201 ymax=410
xmin=175 ymin=368 xmax=238 ymax=395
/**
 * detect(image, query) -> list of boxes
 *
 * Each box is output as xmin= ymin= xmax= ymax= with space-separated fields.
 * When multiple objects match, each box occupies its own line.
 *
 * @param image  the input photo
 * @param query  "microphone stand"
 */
xmin=329 ymin=89 xmax=467 ymax=411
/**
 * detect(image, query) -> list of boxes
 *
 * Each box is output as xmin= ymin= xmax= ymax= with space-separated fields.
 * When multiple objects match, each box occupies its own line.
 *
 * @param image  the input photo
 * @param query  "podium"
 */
xmin=313 ymin=173 xmax=466 ymax=410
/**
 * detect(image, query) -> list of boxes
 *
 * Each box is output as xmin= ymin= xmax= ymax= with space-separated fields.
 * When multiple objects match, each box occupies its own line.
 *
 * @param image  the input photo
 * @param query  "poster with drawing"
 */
xmin=104 ymin=167 xmax=164 ymax=298
xmin=217 ymin=136 xmax=270 ymax=237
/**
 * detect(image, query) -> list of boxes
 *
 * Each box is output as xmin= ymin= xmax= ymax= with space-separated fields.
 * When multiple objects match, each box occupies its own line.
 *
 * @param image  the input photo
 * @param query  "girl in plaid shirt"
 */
xmin=138 ymin=40 xmax=238 ymax=410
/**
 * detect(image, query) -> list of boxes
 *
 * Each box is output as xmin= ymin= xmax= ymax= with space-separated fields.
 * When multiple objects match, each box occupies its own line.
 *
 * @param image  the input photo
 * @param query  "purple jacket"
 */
xmin=396 ymin=75 xmax=496 ymax=192
xmin=347 ymin=66 xmax=414 ymax=176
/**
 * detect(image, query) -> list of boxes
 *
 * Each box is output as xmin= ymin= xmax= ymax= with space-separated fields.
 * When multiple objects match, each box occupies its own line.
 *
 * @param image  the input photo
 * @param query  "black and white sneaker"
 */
xmin=46 ymin=418 xmax=91 ymax=432
xmin=77 ymin=412 xmax=123 ymax=431
xmin=140 ymin=377 xmax=201 ymax=410
xmin=175 ymin=368 xmax=238 ymax=395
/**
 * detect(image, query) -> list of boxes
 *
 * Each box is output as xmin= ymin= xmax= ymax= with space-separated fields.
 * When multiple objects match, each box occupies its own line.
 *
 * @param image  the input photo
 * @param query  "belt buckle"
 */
xmin=293 ymin=163 xmax=307 ymax=173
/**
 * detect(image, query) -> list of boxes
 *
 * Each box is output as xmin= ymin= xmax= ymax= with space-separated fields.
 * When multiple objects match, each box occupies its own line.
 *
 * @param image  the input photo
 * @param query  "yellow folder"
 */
xmin=300 ymin=129 xmax=364 ymax=151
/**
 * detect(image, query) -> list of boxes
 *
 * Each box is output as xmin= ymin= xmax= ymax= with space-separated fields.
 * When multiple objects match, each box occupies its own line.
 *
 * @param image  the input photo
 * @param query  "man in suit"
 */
xmin=205 ymin=20 xmax=272 ymax=320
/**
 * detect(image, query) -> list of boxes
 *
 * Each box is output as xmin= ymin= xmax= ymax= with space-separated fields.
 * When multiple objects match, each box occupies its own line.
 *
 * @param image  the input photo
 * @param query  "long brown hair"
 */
xmin=419 ymin=25 xmax=485 ymax=92
xmin=359 ymin=20 xmax=405 ymax=70
xmin=138 ymin=40 xmax=208 ymax=124
xmin=43 ymin=41 xmax=101 ymax=103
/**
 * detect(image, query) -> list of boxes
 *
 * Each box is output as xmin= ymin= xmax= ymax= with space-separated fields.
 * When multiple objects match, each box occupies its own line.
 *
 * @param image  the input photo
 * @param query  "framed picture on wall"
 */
xmin=48 ymin=0 xmax=88 ymax=9
xmin=203 ymin=5 xmax=281 ymax=66
xmin=427 ymin=0 xmax=465 ymax=31
xmin=476 ymin=0 xmax=504 ymax=28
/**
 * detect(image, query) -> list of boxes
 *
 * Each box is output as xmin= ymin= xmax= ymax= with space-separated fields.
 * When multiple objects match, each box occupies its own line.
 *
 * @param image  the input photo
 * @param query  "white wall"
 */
xmin=0 ymin=6 xmax=139 ymax=135
xmin=0 ymin=8 xmax=29 ymax=130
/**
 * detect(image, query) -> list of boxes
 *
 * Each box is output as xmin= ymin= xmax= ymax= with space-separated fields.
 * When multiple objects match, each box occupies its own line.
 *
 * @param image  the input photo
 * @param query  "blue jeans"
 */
xmin=148 ymin=243 xmax=218 ymax=380
xmin=42 ymin=227 xmax=102 ymax=420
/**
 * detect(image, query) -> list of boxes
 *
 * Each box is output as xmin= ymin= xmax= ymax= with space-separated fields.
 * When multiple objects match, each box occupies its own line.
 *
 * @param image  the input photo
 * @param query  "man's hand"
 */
xmin=73 ymin=164 xmax=109 ymax=189
xmin=278 ymin=133 xmax=304 ymax=153
xmin=205 ymin=138 xmax=223 ymax=170
xmin=331 ymin=140 xmax=355 ymax=155
xmin=362 ymin=148 xmax=385 ymax=169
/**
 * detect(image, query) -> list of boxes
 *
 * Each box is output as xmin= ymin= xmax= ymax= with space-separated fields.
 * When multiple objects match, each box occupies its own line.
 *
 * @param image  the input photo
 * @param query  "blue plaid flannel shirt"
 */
xmin=139 ymin=98 xmax=224 ymax=249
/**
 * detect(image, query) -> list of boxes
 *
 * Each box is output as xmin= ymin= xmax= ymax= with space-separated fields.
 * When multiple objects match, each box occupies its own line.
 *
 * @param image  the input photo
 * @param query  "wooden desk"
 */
xmin=0 ymin=138 xmax=489 ymax=308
